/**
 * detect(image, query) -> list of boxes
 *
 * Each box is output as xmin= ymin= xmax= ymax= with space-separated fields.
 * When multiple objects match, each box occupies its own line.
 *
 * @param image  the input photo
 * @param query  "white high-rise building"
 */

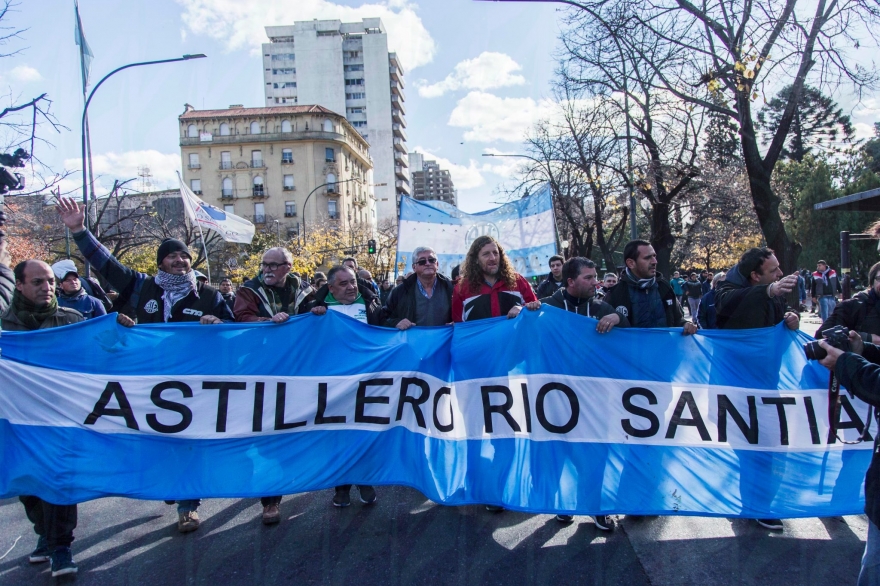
xmin=262 ymin=18 xmax=409 ymax=223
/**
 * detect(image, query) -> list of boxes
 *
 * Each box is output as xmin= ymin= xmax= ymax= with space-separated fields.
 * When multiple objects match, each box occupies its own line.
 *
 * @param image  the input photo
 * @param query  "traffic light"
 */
xmin=368 ymin=239 xmax=376 ymax=254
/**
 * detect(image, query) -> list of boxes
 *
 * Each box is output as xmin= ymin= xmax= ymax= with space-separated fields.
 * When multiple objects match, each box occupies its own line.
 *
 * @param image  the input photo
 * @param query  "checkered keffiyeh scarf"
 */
xmin=155 ymin=270 xmax=198 ymax=322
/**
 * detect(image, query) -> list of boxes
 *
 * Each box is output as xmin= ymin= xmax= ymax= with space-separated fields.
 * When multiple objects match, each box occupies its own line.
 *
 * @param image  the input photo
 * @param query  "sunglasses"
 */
xmin=415 ymin=258 xmax=438 ymax=266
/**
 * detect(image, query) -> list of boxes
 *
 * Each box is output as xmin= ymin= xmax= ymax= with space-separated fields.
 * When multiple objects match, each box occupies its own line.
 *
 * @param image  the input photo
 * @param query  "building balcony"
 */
xmin=391 ymin=95 xmax=406 ymax=115
xmin=394 ymin=152 xmax=408 ymax=168
xmin=390 ymin=80 xmax=405 ymax=101
xmin=392 ymin=108 xmax=405 ymax=127
xmin=281 ymin=156 xmax=294 ymax=164
xmin=283 ymin=185 xmax=295 ymax=191
xmin=220 ymin=161 xmax=234 ymax=170
xmin=181 ymin=130 xmax=348 ymax=148
xmin=192 ymin=190 xmax=203 ymax=195
xmin=250 ymin=160 xmax=265 ymax=168
xmin=392 ymin=123 xmax=407 ymax=141
xmin=395 ymin=180 xmax=411 ymax=194
xmin=393 ymin=137 xmax=407 ymax=153
xmin=395 ymin=166 xmax=408 ymax=179
xmin=221 ymin=188 xmax=234 ymax=198
xmin=389 ymin=66 xmax=404 ymax=87
xmin=252 ymin=188 xmax=269 ymax=198
xmin=188 ymin=164 xmax=201 ymax=170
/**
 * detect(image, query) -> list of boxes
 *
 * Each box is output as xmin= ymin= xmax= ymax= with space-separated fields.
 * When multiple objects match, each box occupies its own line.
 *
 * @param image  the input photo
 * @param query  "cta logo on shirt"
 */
xmin=144 ymin=300 xmax=159 ymax=314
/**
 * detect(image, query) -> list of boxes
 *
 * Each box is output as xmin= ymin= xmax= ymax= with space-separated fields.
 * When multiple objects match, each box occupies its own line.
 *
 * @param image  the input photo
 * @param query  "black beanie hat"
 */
xmin=156 ymin=239 xmax=190 ymax=267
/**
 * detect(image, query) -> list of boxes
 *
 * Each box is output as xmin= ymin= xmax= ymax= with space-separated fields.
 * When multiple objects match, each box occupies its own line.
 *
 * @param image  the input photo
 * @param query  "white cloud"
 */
xmin=854 ymin=122 xmax=877 ymax=141
xmin=5 ymin=65 xmax=42 ymax=84
xmin=410 ymin=147 xmax=485 ymax=190
xmin=448 ymin=91 xmax=555 ymax=143
xmin=62 ymin=150 xmax=182 ymax=196
xmin=417 ymin=52 xmax=526 ymax=98
xmin=175 ymin=0 xmax=436 ymax=69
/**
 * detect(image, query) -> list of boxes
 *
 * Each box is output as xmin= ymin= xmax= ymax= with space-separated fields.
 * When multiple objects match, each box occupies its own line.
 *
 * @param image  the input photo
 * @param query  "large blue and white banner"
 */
xmin=396 ymin=185 xmax=557 ymax=278
xmin=0 ymin=309 xmax=873 ymax=518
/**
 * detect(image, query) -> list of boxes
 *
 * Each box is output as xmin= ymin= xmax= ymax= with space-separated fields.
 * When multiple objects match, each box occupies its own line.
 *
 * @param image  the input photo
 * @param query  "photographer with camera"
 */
xmin=817 ymin=331 xmax=880 ymax=585
xmin=817 ymin=261 xmax=880 ymax=343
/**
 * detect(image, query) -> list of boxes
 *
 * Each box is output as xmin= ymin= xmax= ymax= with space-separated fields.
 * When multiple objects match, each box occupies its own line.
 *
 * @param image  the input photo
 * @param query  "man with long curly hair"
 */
xmin=452 ymin=236 xmax=540 ymax=322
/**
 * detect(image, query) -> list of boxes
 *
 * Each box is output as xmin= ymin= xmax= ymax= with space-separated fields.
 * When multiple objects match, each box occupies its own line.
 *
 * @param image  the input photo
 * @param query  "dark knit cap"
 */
xmin=156 ymin=239 xmax=191 ymax=266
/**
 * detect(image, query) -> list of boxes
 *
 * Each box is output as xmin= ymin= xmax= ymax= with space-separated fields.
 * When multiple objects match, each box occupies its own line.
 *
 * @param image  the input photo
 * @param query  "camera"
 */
xmin=804 ymin=325 xmax=851 ymax=360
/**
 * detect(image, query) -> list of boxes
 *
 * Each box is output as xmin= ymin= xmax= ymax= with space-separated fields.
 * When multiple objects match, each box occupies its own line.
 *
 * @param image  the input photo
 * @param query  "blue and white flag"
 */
xmin=178 ymin=173 xmax=255 ymax=244
xmin=396 ymin=185 xmax=557 ymax=278
xmin=0 ymin=310 xmax=872 ymax=517
xmin=74 ymin=1 xmax=93 ymax=92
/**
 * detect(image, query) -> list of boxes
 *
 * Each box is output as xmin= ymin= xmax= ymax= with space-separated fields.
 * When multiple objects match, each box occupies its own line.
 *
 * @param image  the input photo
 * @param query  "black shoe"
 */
xmin=357 ymin=485 xmax=377 ymax=505
xmin=164 ymin=500 xmax=176 ymax=505
xmin=756 ymin=518 xmax=783 ymax=530
xmin=28 ymin=536 xmax=49 ymax=564
xmin=332 ymin=487 xmax=351 ymax=507
xmin=556 ymin=514 xmax=574 ymax=523
xmin=485 ymin=504 xmax=504 ymax=512
xmin=593 ymin=515 xmax=615 ymax=531
xmin=50 ymin=547 xmax=77 ymax=577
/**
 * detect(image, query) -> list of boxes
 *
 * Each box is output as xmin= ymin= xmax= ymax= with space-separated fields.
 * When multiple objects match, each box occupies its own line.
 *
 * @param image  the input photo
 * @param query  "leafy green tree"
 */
xmin=758 ymin=85 xmax=855 ymax=162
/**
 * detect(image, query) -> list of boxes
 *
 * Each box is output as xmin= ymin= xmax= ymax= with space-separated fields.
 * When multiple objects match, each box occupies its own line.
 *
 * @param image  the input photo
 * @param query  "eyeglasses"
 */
xmin=260 ymin=262 xmax=289 ymax=271
xmin=415 ymin=258 xmax=438 ymax=266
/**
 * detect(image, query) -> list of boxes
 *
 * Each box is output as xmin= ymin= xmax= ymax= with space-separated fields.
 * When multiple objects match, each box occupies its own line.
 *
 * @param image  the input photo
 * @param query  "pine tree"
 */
xmin=704 ymin=102 xmax=741 ymax=166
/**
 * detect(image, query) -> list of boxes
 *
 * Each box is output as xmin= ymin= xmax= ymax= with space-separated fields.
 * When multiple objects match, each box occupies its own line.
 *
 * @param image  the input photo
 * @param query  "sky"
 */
xmin=2 ymin=0 xmax=879 ymax=213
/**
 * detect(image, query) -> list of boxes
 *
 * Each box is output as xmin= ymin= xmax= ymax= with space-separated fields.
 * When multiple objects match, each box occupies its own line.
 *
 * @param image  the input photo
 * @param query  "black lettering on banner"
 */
xmin=355 ymin=378 xmax=392 ymax=425
xmin=829 ymin=395 xmax=873 ymax=443
xmin=146 ymin=381 xmax=193 ymax=434
xmin=621 ymin=387 xmax=659 ymax=438
xmin=253 ymin=382 xmax=265 ymax=432
xmin=521 ymin=383 xmax=532 ymax=433
xmin=395 ymin=377 xmax=430 ymax=428
xmin=761 ymin=397 xmax=796 ymax=445
xmin=481 ymin=385 xmax=520 ymax=433
xmin=84 ymin=381 xmax=139 ymax=430
xmin=275 ymin=382 xmax=307 ymax=430
xmin=315 ymin=383 xmax=346 ymax=424
xmin=535 ymin=382 xmax=579 ymax=434
xmin=433 ymin=386 xmax=454 ymax=432
xmin=665 ymin=391 xmax=711 ymax=441
xmin=203 ymin=381 xmax=247 ymax=433
xmin=717 ymin=395 xmax=758 ymax=444
xmin=803 ymin=396 xmax=821 ymax=445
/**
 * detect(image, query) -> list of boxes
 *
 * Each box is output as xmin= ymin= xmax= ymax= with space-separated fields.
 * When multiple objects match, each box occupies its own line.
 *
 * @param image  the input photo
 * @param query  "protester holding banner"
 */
xmin=604 ymin=240 xmax=695 ymax=334
xmin=307 ymin=265 xmax=381 ymax=507
xmin=540 ymin=257 xmax=627 ymax=333
xmin=2 ymin=260 xmax=82 ymax=577
xmin=383 ymin=246 xmax=453 ymax=329
xmin=535 ymin=255 xmax=565 ymax=299
xmin=451 ymin=235 xmax=540 ymax=323
xmin=234 ymin=248 xmax=303 ymax=323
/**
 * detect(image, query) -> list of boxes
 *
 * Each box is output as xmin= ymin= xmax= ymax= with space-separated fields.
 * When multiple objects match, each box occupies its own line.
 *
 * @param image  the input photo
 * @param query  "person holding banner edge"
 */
xmin=383 ymin=246 xmax=454 ymax=329
xmin=55 ymin=197 xmax=232 ymax=534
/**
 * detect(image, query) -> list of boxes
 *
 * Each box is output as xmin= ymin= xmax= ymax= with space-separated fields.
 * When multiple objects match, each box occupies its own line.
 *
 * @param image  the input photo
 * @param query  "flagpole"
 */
xmin=177 ymin=172 xmax=212 ymax=282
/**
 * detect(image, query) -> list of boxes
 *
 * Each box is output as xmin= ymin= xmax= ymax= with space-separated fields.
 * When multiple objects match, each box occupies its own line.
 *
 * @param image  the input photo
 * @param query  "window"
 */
xmin=271 ymin=68 xmax=295 ymax=75
xmin=344 ymin=64 xmax=364 ymax=71
xmin=251 ymin=150 xmax=263 ymax=167
xmin=281 ymin=120 xmax=292 ymax=133
xmin=325 ymin=148 xmax=335 ymax=163
xmin=352 ymin=121 xmax=367 ymax=128
xmin=326 ymin=173 xmax=337 ymax=192
xmin=188 ymin=153 xmax=200 ymax=168
xmin=316 ymin=30 xmax=336 ymax=37
xmin=328 ymin=200 xmax=338 ymax=219
xmin=224 ymin=204 xmax=235 ymax=214
xmin=344 ymin=78 xmax=364 ymax=86
xmin=250 ymin=121 xmax=261 ymax=134
xmin=348 ymin=107 xmax=364 ymax=114
xmin=254 ymin=203 xmax=265 ymax=223
xmin=219 ymin=123 xmax=230 ymax=136
xmin=323 ymin=119 xmax=333 ymax=132
xmin=190 ymin=179 xmax=201 ymax=194
xmin=281 ymin=148 xmax=293 ymax=163
xmin=283 ymin=174 xmax=294 ymax=190
xmin=346 ymin=92 xmax=365 ymax=100
xmin=187 ymin=124 xmax=198 ymax=138
xmin=285 ymin=201 xmax=296 ymax=216
xmin=222 ymin=177 xmax=233 ymax=197
xmin=253 ymin=176 xmax=264 ymax=196
xmin=346 ymin=51 xmax=360 ymax=58
xmin=273 ymin=82 xmax=297 ymax=88
xmin=271 ymin=53 xmax=295 ymax=61
xmin=220 ymin=151 xmax=232 ymax=169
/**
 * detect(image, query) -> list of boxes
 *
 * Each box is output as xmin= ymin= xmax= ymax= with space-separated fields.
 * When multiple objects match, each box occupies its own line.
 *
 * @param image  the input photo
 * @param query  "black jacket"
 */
xmin=716 ymin=264 xmax=793 ymax=330
xmin=541 ymin=288 xmax=630 ymax=326
xmin=684 ymin=280 xmax=703 ymax=298
xmin=817 ymin=290 xmax=880 ymax=340
xmin=536 ymin=274 xmax=564 ymax=299
xmin=0 ymin=263 xmax=13 ymax=315
xmin=603 ymin=270 xmax=685 ymax=328
xmin=382 ymin=272 xmax=454 ymax=327
xmin=305 ymin=282 xmax=382 ymax=325
xmin=835 ymin=344 xmax=880 ymax=527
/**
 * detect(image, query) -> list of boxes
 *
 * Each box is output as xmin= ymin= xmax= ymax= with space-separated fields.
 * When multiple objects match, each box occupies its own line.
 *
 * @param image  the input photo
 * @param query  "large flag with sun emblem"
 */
xmin=395 ymin=184 xmax=557 ymax=278
xmin=178 ymin=174 xmax=255 ymax=244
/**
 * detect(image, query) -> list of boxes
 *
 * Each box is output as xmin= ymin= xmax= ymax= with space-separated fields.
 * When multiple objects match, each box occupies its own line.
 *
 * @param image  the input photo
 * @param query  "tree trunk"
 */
xmin=649 ymin=201 xmax=676 ymax=277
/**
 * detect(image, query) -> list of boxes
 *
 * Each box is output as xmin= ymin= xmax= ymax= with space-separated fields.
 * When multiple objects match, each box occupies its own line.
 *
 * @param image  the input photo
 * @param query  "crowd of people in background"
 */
xmin=0 ymin=196 xmax=873 ymax=578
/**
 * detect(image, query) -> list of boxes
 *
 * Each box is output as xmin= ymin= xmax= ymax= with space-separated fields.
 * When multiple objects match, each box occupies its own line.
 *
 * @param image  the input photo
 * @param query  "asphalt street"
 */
xmin=0 ymin=309 xmax=864 ymax=586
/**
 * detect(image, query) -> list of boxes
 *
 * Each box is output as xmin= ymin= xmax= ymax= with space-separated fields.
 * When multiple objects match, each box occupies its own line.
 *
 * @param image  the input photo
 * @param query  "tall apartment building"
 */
xmin=179 ymin=104 xmax=375 ymax=241
xmin=408 ymin=154 xmax=457 ymax=207
xmin=262 ymin=18 xmax=409 ymax=224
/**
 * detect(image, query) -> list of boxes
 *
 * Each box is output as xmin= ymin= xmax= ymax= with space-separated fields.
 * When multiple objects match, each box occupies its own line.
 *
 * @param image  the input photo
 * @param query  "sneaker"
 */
xmin=178 ymin=510 xmax=200 ymax=533
xmin=358 ymin=485 xmax=377 ymax=505
xmin=593 ymin=515 xmax=615 ymax=531
xmin=50 ymin=547 xmax=77 ymax=577
xmin=332 ymin=488 xmax=351 ymax=508
xmin=28 ymin=536 xmax=49 ymax=564
xmin=262 ymin=504 xmax=281 ymax=525
xmin=756 ymin=518 xmax=784 ymax=530
xmin=556 ymin=514 xmax=574 ymax=523
xmin=485 ymin=505 xmax=504 ymax=512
